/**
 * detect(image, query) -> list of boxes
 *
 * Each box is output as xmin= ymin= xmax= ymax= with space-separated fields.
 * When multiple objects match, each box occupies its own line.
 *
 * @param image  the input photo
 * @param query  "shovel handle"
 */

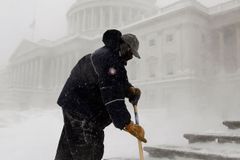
xmin=133 ymin=105 xmax=140 ymax=124
xmin=133 ymin=105 xmax=144 ymax=160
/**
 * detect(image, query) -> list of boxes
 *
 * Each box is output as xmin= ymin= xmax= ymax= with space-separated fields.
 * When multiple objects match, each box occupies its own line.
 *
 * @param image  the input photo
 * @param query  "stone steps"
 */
xmin=144 ymin=145 xmax=240 ymax=160
xmin=144 ymin=120 xmax=240 ymax=160
xmin=103 ymin=158 xmax=137 ymax=160
xmin=183 ymin=133 xmax=240 ymax=144
xmin=223 ymin=121 xmax=240 ymax=130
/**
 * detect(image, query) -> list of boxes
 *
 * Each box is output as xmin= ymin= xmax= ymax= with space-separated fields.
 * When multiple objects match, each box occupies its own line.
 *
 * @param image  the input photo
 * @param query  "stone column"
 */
xmin=12 ymin=67 xmax=15 ymax=87
xmin=119 ymin=6 xmax=123 ymax=26
xmin=21 ymin=64 xmax=25 ymax=87
xmin=32 ymin=59 xmax=36 ymax=88
xmin=58 ymin=57 xmax=62 ymax=85
xmin=25 ymin=62 xmax=28 ymax=88
xmin=28 ymin=62 xmax=31 ymax=87
xmin=54 ymin=59 xmax=58 ymax=88
xmin=109 ymin=6 xmax=113 ymax=27
xmin=79 ymin=11 xmax=83 ymax=32
xmin=53 ymin=59 xmax=56 ymax=88
xmin=74 ymin=53 xmax=78 ymax=65
xmin=74 ymin=14 xmax=77 ymax=34
xmin=67 ymin=18 xmax=71 ymax=35
xmin=71 ymin=14 xmax=75 ymax=34
xmin=112 ymin=6 xmax=119 ymax=27
xmin=137 ymin=10 xmax=141 ymax=21
xmin=27 ymin=62 xmax=30 ymax=87
xmin=49 ymin=59 xmax=53 ymax=88
xmin=82 ymin=9 xmax=86 ymax=31
xmin=63 ymin=56 xmax=67 ymax=82
xmin=218 ymin=30 xmax=225 ymax=72
xmin=29 ymin=62 xmax=32 ymax=87
xmin=129 ymin=8 xmax=133 ymax=22
xmin=91 ymin=8 xmax=94 ymax=30
xmin=35 ymin=59 xmax=39 ymax=88
xmin=24 ymin=63 xmax=28 ymax=87
xmin=55 ymin=58 xmax=60 ymax=87
xmin=16 ymin=67 xmax=19 ymax=87
xmin=31 ymin=60 xmax=34 ymax=87
xmin=25 ymin=62 xmax=28 ymax=87
xmin=72 ymin=55 xmax=76 ymax=69
xmin=58 ymin=57 xmax=62 ymax=86
xmin=9 ymin=66 xmax=14 ymax=87
xmin=123 ymin=7 xmax=130 ymax=24
xmin=76 ymin=12 xmax=80 ymax=34
xmin=62 ymin=56 xmax=66 ymax=84
xmin=30 ymin=59 xmax=34 ymax=88
xmin=9 ymin=68 xmax=12 ymax=87
xmin=36 ymin=59 xmax=39 ymax=88
xmin=236 ymin=25 xmax=240 ymax=69
xmin=31 ymin=60 xmax=34 ymax=88
xmin=19 ymin=65 xmax=22 ymax=87
xmin=69 ymin=15 xmax=73 ymax=35
xmin=14 ymin=66 xmax=17 ymax=87
xmin=38 ymin=58 xmax=43 ymax=88
xmin=72 ymin=15 xmax=75 ymax=34
xmin=67 ymin=54 xmax=72 ymax=75
xmin=100 ymin=7 xmax=104 ymax=29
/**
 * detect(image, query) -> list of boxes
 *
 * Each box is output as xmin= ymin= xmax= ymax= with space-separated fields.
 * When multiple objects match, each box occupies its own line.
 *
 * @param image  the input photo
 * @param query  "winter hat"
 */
xmin=102 ymin=29 xmax=123 ymax=49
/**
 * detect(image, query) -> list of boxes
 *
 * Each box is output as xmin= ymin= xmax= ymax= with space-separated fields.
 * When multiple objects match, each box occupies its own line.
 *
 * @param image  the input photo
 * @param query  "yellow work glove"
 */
xmin=124 ymin=121 xmax=147 ymax=143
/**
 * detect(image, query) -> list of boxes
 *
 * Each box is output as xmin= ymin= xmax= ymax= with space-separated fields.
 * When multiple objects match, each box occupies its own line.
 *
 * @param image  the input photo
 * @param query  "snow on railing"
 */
xmin=158 ymin=0 xmax=240 ymax=16
xmin=209 ymin=0 xmax=240 ymax=14
xmin=159 ymin=0 xmax=208 ymax=14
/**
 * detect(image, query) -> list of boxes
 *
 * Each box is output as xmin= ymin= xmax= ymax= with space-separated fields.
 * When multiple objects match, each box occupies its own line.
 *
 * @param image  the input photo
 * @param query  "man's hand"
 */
xmin=128 ymin=87 xmax=141 ymax=105
xmin=124 ymin=121 xmax=147 ymax=143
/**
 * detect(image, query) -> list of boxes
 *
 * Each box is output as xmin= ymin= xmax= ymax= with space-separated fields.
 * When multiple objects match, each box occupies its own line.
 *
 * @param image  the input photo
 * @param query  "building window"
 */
xmin=166 ymin=65 xmax=174 ymax=75
xmin=147 ymin=57 xmax=158 ymax=78
xmin=166 ymin=34 xmax=173 ymax=42
xmin=149 ymin=39 xmax=156 ymax=46
xmin=201 ymin=34 xmax=206 ymax=43
xmin=164 ymin=53 xmax=176 ymax=75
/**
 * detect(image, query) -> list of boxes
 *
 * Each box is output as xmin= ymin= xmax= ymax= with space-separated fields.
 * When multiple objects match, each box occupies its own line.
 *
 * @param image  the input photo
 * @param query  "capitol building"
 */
xmin=1 ymin=0 xmax=240 ymax=112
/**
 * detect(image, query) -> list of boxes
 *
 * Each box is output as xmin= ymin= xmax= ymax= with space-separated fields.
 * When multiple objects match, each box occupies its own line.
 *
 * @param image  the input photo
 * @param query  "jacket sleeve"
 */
xmin=98 ymin=61 xmax=131 ymax=129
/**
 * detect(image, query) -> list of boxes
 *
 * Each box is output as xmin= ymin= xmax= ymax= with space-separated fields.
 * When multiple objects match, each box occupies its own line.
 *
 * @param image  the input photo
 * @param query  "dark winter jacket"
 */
xmin=57 ymin=46 xmax=132 ymax=130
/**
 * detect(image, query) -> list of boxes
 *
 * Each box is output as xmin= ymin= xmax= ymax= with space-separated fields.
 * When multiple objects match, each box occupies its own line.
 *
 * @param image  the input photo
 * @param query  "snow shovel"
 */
xmin=133 ymin=104 xmax=144 ymax=160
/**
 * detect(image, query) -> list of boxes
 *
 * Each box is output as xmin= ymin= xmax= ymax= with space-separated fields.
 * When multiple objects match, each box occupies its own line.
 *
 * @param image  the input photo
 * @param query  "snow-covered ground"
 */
xmin=0 ymin=104 xmax=239 ymax=160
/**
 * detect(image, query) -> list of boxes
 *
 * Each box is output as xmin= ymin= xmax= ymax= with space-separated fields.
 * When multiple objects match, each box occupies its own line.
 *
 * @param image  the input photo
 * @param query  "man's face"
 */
xmin=120 ymin=43 xmax=133 ymax=61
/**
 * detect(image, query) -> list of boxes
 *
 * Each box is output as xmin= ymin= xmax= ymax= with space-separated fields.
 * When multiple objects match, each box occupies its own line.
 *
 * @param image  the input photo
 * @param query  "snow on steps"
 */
xmin=184 ymin=132 xmax=240 ymax=144
xmin=144 ymin=145 xmax=240 ymax=160
xmin=103 ymin=158 xmax=137 ymax=160
xmin=223 ymin=121 xmax=240 ymax=130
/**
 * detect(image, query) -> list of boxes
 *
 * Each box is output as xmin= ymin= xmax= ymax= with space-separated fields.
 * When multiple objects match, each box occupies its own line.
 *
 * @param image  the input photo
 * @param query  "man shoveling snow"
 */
xmin=55 ymin=29 xmax=147 ymax=160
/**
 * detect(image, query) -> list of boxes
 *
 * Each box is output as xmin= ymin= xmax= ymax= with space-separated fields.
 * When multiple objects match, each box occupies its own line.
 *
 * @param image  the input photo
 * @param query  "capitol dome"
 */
xmin=66 ymin=0 xmax=159 ymax=37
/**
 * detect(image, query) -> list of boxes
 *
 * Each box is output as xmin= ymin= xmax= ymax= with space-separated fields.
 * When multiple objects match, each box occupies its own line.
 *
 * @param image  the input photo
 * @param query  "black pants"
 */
xmin=54 ymin=109 xmax=104 ymax=160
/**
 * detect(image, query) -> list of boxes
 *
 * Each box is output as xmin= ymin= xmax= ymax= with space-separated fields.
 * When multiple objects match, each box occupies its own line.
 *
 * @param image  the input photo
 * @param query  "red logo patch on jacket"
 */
xmin=108 ymin=67 xmax=117 ymax=75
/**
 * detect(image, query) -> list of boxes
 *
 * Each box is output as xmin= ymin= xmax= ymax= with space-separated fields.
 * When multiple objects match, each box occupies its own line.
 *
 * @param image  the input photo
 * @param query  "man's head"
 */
xmin=120 ymin=34 xmax=140 ymax=61
xmin=102 ymin=29 xmax=122 ymax=50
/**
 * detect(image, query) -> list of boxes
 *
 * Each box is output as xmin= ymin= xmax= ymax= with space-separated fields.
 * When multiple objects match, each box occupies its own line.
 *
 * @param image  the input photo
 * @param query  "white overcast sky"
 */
xmin=0 ymin=0 xmax=231 ymax=66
